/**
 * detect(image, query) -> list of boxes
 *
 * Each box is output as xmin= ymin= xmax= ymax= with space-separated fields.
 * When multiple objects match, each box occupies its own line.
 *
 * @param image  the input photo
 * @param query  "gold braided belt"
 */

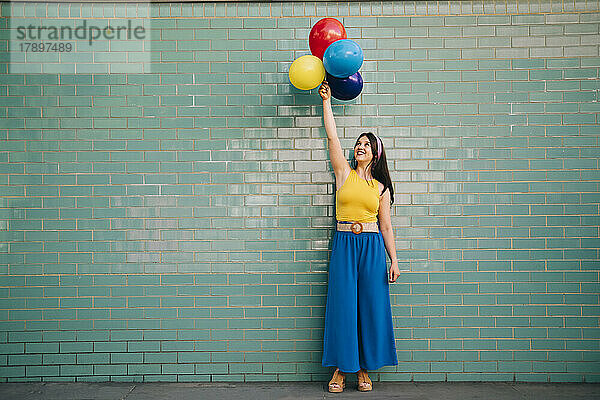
xmin=336 ymin=221 xmax=379 ymax=234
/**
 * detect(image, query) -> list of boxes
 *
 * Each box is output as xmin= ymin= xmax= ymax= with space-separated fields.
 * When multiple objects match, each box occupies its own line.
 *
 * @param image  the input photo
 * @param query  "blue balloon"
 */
xmin=322 ymin=39 xmax=363 ymax=78
xmin=326 ymin=72 xmax=363 ymax=101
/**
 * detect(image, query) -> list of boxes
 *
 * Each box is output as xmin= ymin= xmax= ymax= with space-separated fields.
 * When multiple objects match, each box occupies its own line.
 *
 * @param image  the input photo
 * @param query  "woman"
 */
xmin=319 ymin=82 xmax=400 ymax=393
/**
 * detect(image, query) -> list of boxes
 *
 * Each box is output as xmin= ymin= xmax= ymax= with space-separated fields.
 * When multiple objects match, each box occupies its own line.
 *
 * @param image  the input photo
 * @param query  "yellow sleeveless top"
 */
xmin=336 ymin=169 xmax=381 ymax=223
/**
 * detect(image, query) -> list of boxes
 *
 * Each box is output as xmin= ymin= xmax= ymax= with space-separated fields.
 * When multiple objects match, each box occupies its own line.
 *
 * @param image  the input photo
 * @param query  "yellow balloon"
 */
xmin=289 ymin=55 xmax=325 ymax=91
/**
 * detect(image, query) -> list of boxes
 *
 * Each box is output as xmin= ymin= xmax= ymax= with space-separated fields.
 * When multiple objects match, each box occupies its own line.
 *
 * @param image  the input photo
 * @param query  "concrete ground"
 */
xmin=1 ymin=382 xmax=599 ymax=400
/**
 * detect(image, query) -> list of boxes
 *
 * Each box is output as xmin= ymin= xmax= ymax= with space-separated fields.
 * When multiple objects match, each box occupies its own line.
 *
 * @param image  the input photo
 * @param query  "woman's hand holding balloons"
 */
xmin=290 ymin=17 xmax=364 ymax=101
xmin=319 ymin=81 xmax=331 ymax=102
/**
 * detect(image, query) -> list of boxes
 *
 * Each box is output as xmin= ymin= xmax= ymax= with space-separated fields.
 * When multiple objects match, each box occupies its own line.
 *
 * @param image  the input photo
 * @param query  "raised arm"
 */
xmin=319 ymin=82 xmax=350 ymax=189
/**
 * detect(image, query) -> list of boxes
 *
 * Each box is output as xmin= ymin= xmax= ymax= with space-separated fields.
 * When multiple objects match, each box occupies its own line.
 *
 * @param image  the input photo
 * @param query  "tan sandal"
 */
xmin=357 ymin=369 xmax=372 ymax=392
xmin=328 ymin=368 xmax=345 ymax=393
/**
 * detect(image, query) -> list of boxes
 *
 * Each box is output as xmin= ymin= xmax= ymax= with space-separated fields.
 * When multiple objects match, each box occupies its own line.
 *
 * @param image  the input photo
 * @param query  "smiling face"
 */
xmin=354 ymin=135 xmax=374 ymax=166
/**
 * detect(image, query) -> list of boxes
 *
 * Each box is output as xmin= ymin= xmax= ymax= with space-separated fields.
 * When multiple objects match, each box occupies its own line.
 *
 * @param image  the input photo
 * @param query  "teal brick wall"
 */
xmin=1 ymin=1 xmax=599 ymax=383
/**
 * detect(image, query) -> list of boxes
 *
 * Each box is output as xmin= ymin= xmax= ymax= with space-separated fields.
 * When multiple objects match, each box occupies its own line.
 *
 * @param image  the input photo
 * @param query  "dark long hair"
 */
xmin=350 ymin=132 xmax=394 ymax=204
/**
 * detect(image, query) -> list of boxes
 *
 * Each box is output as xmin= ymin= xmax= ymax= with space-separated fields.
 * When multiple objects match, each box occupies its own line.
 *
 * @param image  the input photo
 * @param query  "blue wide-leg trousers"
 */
xmin=322 ymin=230 xmax=398 ymax=373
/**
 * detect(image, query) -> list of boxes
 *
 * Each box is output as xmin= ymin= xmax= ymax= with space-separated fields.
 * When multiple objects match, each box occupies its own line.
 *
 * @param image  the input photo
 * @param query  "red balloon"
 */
xmin=309 ymin=18 xmax=347 ymax=60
